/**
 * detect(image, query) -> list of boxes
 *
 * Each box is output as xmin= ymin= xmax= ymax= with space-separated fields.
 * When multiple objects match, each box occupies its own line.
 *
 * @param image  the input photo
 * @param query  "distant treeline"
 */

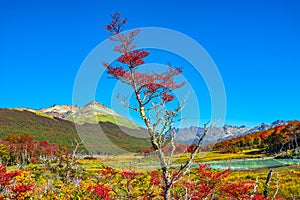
xmin=0 ymin=134 xmax=69 ymax=166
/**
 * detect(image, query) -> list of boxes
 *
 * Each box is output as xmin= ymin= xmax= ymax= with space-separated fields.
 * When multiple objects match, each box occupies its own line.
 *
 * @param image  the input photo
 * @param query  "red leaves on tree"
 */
xmin=145 ymin=83 xmax=161 ymax=91
xmin=103 ymin=12 xmax=185 ymax=105
xmin=162 ymin=93 xmax=174 ymax=102
xmin=132 ymin=68 xmax=184 ymax=90
xmin=118 ymin=50 xmax=150 ymax=67
xmin=104 ymin=64 xmax=128 ymax=78
xmin=104 ymin=61 xmax=184 ymax=104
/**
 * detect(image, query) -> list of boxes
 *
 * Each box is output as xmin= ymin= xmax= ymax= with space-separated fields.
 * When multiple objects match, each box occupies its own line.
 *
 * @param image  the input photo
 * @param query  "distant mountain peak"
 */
xmin=38 ymin=104 xmax=80 ymax=119
xmin=271 ymin=120 xmax=286 ymax=125
xmin=85 ymin=100 xmax=102 ymax=107
xmin=16 ymin=101 xmax=138 ymax=129
xmin=81 ymin=101 xmax=120 ymax=117
xmin=174 ymin=120 xmax=289 ymax=145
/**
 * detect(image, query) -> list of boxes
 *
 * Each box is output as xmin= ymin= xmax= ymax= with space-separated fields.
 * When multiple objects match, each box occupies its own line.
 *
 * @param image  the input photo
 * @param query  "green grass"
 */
xmin=227 ymin=165 xmax=300 ymax=198
xmin=74 ymin=149 xmax=266 ymax=170
xmin=171 ymin=149 xmax=265 ymax=165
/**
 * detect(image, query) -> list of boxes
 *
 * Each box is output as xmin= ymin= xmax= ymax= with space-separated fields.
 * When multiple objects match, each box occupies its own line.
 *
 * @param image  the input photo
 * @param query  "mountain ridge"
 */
xmin=17 ymin=101 xmax=138 ymax=129
xmin=5 ymin=102 xmax=294 ymax=145
xmin=0 ymin=108 xmax=150 ymax=154
xmin=174 ymin=120 xmax=289 ymax=145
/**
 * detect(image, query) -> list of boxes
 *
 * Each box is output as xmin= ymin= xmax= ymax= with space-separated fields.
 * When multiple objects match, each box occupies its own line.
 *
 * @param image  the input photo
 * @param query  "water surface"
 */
xmin=207 ymin=158 xmax=300 ymax=170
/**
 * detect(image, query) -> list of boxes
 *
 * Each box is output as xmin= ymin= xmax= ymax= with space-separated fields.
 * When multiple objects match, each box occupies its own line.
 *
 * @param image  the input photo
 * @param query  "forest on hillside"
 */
xmin=213 ymin=121 xmax=300 ymax=156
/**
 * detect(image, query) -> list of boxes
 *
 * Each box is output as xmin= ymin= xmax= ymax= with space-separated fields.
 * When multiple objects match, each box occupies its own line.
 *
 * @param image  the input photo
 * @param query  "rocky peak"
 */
xmin=81 ymin=101 xmax=120 ymax=116
xmin=39 ymin=104 xmax=80 ymax=119
xmin=84 ymin=101 xmax=102 ymax=107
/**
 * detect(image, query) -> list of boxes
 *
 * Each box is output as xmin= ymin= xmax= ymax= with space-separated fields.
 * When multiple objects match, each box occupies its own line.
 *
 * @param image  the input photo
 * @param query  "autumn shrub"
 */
xmin=0 ymin=165 xmax=33 ymax=199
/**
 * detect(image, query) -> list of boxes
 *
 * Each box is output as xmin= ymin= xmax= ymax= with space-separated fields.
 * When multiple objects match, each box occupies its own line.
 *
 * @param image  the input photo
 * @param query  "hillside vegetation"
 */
xmin=213 ymin=121 xmax=300 ymax=155
xmin=0 ymin=109 xmax=79 ymax=147
xmin=0 ymin=109 xmax=150 ymax=154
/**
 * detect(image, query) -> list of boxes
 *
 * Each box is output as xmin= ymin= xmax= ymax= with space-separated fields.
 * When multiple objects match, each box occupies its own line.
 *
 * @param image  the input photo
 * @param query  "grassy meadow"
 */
xmin=76 ymin=151 xmax=300 ymax=198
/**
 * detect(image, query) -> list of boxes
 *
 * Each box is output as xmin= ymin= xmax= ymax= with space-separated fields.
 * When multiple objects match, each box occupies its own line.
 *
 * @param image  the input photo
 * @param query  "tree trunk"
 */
xmin=164 ymin=184 xmax=171 ymax=200
xmin=264 ymin=169 xmax=273 ymax=198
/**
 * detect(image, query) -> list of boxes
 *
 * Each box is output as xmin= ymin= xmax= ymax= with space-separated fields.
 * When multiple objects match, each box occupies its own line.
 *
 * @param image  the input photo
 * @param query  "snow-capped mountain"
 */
xmin=174 ymin=120 xmax=288 ymax=145
xmin=39 ymin=104 xmax=80 ymax=119
xmin=36 ymin=101 xmax=121 ymax=120
xmin=242 ymin=120 xmax=287 ymax=136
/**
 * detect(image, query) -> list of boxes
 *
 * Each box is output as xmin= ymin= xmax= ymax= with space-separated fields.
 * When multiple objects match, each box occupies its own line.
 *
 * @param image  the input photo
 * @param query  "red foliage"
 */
xmin=214 ymin=120 xmax=300 ymax=153
xmin=274 ymin=125 xmax=285 ymax=133
xmin=104 ymin=64 xmax=128 ymax=78
xmin=171 ymin=171 xmax=183 ymax=180
xmin=180 ymin=164 xmax=229 ymax=198
xmin=0 ymin=134 xmax=61 ymax=165
xmin=131 ymin=69 xmax=184 ymax=90
xmin=250 ymin=195 xmax=270 ymax=200
xmin=196 ymin=164 xmax=230 ymax=181
xmin=260 ymin=131 xmax=268 ymax=140
xmin=187 ymin=144 xmax=196 ymax=153
xmin=162 ymin=93 xmax=174 ymax=102
xmin=149 ymin=170 xmax=161 ymax=185
xmin=0 ymin=165 xmax=19 ymax=186
xmin=9 ymin=184 xmax=33 ymax=193
xmin=118 ymin=50 xmax=150 ymax=67
xmin=145 ymin=83 xmax=161 ymax=91
xmin=220 ymin=180 xmax=255 ymax=199
xmin=103 ymin=12 xmax=185 ymax=105
xmin=176 ymin=164 xmax=260 ymax=199
xmin=121 ymin=171 xmax=139 ymax=179
xmin=88 ymin=184 xmax=111 ymax=200
xmin=101 ymin=166 xmax=114 ymax=176
xmin=0 ymin=166 xmax=32 ymax=199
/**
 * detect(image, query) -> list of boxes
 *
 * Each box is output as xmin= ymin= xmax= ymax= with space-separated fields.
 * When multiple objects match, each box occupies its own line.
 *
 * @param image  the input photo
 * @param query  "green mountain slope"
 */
xmin=68 ymin=101 xmax=139 ymax=129
xmin=35 ymin=101 xmax=139 ymax=129
xmin=0 ymin=109 xmax=150 ymax=154
xmin=0 ymin=109 xmax=79 ymax=147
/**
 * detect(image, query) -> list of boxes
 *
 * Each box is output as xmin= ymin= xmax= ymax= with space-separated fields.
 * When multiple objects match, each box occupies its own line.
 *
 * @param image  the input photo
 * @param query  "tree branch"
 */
xmin=172 ymin=121 xmax=210 ymax=184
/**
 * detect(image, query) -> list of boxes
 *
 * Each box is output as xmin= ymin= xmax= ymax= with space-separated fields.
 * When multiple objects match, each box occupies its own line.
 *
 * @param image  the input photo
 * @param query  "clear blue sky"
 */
xmin=1 ymin=0 xmax=299 ymax=127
